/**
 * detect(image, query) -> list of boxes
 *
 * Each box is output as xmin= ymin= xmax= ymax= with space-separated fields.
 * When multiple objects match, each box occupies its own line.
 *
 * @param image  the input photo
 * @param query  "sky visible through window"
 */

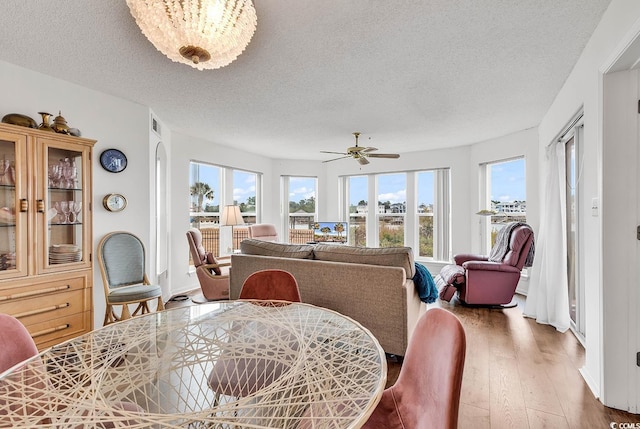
xmin=490 ymin=158 xmax=526 ymax=202
xmin=288 ymin=177 xmax=316 ymax=202
xmin=233 ymin=170 xmax=256 ymax=204
xmin=190 ymin=163 xmax=257 ymax=206
xmin=191 ymin=163 xmax=219 ymax=207
xmin=343 ymin=173 xmax=435 ymax=207
xmin=195 ymin=160 xmax=524 ymax=212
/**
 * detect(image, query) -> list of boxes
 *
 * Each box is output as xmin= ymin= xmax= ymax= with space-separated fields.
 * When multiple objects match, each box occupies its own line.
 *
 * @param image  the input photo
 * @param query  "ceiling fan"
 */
xmin=321 ymin=132 xmax=400 ymax=165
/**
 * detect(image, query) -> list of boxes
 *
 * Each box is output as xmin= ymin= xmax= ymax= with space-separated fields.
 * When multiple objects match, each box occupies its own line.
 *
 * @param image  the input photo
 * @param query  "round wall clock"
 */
xmin=100 ymin=149 xmax=127 ymax=173
xmin=103 ymin=193 xmax=127 ymax=212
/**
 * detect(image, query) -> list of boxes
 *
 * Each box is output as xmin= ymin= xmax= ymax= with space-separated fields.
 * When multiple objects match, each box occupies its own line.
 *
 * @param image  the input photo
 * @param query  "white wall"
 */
xmin=538 ymin=0 xmax=640 ymax=409
xmin=602 ymin=68 xmax=639 ymax=411
xmin=0 ymin=60 xmax=153 ymax=329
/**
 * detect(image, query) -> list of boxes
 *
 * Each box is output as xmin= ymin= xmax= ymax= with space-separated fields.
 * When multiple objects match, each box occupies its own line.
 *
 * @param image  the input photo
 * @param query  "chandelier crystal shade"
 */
xmin=126 ymin=0 xmax=257 ymax=70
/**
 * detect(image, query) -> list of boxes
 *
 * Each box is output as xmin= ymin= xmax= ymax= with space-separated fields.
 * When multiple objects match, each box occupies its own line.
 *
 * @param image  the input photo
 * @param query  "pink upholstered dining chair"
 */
xmin=0 ymin=313 xmax=39 ymax=374
xmin=0 ymin=313 xmax=51 ymax=424
xmin=207 ymin=270 xmax=301 ymax=399
xmin=247 ymin=224 xmax=278 ymax=242
xmin=360 ymin=308 xmax=466 ymax=429
xmin=0 ymin=313 xmax=144 ymax=426
xmin=239 ymin=269 xmax=301 ymax=302
xmin=186 ymin=228 xmax=230 ymax=301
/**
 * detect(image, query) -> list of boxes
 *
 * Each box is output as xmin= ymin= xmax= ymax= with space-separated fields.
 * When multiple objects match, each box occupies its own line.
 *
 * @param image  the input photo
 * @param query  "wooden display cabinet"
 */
xmin=0 ymin=122 xmax=95 ymax=350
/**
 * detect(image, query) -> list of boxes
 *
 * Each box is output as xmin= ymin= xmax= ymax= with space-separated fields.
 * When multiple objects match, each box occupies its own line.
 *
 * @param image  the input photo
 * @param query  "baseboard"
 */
xmin=579 ymin=366 xmax=601 ymax=399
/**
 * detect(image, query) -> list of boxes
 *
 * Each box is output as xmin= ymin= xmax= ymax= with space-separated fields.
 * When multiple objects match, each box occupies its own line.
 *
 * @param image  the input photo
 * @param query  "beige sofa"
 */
xmin=230 ymin=239 xmax=425 ymax=356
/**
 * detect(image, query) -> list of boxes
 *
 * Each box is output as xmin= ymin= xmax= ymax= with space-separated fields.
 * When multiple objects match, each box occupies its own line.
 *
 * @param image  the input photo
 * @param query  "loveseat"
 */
xmin=230 ymin=239 xmax=425 ymax=356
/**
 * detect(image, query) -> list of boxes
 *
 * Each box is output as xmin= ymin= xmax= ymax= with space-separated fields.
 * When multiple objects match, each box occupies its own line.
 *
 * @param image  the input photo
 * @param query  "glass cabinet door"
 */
xmin=0 ymin=131 xmax=27 ymax=279
xmin=39 ymin=140 xmax=91 ymax=273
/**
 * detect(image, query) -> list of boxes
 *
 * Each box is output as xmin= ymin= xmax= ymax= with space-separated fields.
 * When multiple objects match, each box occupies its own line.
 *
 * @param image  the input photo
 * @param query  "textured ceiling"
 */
xmin=0 ymin=1 xmax=611 ymax=160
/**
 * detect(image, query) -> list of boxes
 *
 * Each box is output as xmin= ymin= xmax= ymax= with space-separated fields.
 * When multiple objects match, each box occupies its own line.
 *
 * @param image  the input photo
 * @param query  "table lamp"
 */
xmin=220 ymin=205 xmax=245 ymax=252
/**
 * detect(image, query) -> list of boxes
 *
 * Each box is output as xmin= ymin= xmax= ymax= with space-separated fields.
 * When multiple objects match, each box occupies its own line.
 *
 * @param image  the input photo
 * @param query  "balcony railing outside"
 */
xmin=198 ymin=226 xmax=249 ymax=258
xmin=289 ymin=229 xmax=314 ymax=244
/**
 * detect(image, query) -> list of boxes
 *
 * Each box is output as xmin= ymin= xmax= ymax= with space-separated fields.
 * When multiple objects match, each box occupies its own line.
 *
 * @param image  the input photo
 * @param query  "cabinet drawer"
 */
xmin=27 ymin=311 xmax=89 ymax=350
xmin=0 ymin=276 xmax=85 ymax=302
xmin=0 ymin=287 xmax=85 ymax=328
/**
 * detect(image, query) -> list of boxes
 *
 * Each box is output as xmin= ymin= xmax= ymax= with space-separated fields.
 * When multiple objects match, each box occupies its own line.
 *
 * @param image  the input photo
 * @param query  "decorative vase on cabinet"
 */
xmin=0 ymin=122 xmax=95 ymax=350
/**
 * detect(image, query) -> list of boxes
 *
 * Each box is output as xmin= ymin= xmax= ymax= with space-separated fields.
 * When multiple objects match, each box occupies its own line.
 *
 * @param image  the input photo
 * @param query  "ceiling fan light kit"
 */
xmin=321 ymin=132 xmax=400 ymax=165
xmin=126 ymin=0 xmax=257 ymax=70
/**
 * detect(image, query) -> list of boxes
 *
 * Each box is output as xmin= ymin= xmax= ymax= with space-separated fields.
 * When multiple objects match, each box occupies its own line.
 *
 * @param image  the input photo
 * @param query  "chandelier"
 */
xmin=126 ymin=0 xmax=257 ymax=70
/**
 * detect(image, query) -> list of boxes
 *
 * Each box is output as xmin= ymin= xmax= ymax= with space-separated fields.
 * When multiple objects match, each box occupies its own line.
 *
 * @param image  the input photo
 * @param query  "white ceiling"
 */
xmin=0 ymin=1 xmax=611 ymax=160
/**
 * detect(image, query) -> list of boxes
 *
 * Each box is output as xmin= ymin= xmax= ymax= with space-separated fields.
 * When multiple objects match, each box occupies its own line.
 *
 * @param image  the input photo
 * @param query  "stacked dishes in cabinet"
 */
xmin=0 ymin=252 xmax=15 ymax=270
xmin=49 ymin=244 xmax=81 ymax=265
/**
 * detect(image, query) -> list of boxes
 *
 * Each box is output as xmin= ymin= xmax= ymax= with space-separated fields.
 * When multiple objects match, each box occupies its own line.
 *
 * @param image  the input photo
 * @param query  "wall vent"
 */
xmin=151 ymin=116 xmax=162 ymax=137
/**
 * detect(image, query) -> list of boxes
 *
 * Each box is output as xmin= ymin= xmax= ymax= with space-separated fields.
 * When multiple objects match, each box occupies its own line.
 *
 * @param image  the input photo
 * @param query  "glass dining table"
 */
xmin=0 ymin=300 xmax=387 ymax=428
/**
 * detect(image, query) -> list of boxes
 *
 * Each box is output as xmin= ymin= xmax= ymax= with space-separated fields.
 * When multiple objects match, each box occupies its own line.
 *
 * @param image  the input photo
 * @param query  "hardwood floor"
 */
xmin=167 ymin=292 xmax=640 ymax=428
xmin=412 ymin=297 xmax=640 ymax=428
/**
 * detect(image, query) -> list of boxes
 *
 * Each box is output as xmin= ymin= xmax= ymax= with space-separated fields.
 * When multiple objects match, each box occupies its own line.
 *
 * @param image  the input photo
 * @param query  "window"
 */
xmin=233 ymin=170 xmax=257 ymax=224
xmin=190 ymin=162 xmax=221 ymax=225
xmin=282 ymin=176 xmax=317 ymax=243
xmin=347 ymin=176 xmax=368 ymax=247
xmin=189 ymin=161 xmax=261 ymax=256
xmin=377 ymin=173 xmax=406 ymax=248
xmin=417 ymin=171 xmax=434 ymax=258
xmin=342 ymin=169 xmax=450 ymax=260
xmin=481 ymin=158 xmax=526 ymax=252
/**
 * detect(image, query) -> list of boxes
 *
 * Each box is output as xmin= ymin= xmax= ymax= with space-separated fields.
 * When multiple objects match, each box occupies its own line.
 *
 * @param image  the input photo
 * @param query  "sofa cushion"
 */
xmin=240 ymin=239 xmax=314 ymax=259
xmin=313 ymin=244 xmax=416 ymax=279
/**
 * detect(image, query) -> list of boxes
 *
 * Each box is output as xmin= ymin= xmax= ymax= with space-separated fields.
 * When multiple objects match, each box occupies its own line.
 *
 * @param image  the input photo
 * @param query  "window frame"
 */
xmin=341 ymin=168 xmax=450 ymax=261
xmin=479 ymin=156 xmax=526 ymax=254
xmin=280 ymin=175 xmax=318 ymax=243
xmin=189 ymin=160 xmax=262 ymax=257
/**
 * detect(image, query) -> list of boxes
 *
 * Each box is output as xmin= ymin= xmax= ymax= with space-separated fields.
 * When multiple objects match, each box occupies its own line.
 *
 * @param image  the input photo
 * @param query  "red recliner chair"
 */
xmin=438 ymin=223 xmax=534 ymax=306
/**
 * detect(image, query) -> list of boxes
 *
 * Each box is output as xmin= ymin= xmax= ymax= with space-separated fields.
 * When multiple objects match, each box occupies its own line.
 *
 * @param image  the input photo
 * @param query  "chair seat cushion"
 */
xmin=439 ymin=264 xmax=466 ymax=285
xmin=108 ymin=284 xmax=162 ymax=303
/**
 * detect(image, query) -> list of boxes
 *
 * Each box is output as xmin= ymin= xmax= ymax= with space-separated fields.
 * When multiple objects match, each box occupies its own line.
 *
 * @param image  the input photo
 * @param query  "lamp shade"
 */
xmin=126 ymin=0 xmax=257 ymax=70
xmin=220 ymin=205 xmax=244 ymax=226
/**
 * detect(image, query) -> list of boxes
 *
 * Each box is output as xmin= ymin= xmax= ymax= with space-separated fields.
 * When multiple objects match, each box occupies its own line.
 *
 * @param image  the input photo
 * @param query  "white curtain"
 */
xmin=524 ymin=142 xmax=570 ymax=332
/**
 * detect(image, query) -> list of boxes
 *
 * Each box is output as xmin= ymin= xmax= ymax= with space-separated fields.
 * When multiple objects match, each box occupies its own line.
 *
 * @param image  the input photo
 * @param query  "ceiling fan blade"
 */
xmin=322 ymin=155 xmax=351 ymax=163
xmin=320 ymin=150 xmax=348 ymax=155
xmin=322 ymin=132 xmax=396 ymax=164
xmin=367 ymin=153 xmax=400 ymax=159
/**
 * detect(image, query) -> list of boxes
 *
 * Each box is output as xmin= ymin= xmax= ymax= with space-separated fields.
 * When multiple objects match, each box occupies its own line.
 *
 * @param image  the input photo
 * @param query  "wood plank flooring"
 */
xmin=167 ymin=292 xmax=640 ymax=428
xmin=404 ymin=297 xmax=640 ymax=428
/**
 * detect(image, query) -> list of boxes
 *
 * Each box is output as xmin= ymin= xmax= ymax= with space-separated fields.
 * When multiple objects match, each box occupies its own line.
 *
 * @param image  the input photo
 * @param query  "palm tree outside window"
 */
xmin=190 ymin=182 xmax=214 ymax=213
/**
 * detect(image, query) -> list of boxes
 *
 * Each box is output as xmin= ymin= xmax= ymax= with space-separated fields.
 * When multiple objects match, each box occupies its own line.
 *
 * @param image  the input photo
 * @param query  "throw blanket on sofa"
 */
xmin=413 ymin=262 xmax=438 ymax=304
xmin=488 ymin=221 xmax=535 ymax=267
